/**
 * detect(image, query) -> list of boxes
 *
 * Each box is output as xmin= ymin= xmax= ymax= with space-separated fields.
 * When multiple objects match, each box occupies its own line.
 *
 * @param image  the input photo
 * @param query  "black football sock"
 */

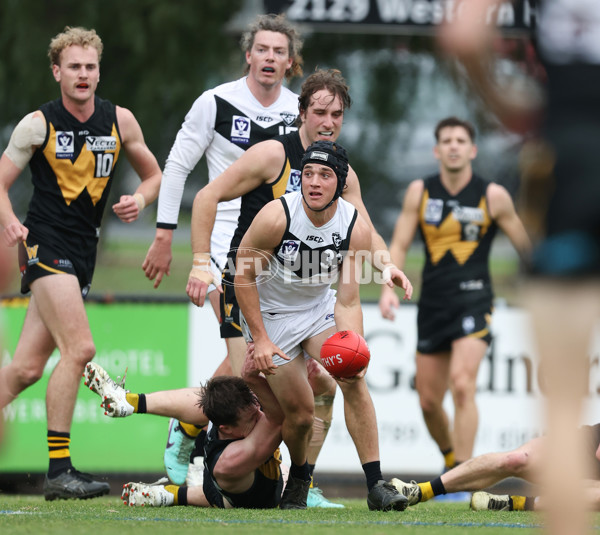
xmin=47 ymin=431 xmax=74 ymax=478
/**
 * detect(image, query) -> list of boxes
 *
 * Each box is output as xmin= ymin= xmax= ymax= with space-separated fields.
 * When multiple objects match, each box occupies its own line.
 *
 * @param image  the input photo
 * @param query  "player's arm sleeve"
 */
xmin=156 ymin=93 xmax=216 ymax=229
xmin=3 ymin=112 xmax=46 ymax=170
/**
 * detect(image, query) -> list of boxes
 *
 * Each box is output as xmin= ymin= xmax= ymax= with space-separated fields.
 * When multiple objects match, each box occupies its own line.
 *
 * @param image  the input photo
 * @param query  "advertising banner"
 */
xmin=0 ymin=301 xmax=188 ymax=472
xmin=3 ymin=300 xmax=600 ymax=476
xmin=263 ymin=0 xmax=536 ymax=35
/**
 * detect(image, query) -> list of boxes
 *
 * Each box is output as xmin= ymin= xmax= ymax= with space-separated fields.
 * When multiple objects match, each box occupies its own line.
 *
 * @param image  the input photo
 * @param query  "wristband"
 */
xmin=190 ymin=253 xmax=214 ymax=285
xmin=133 ymin=193 xmax=146 ymax=212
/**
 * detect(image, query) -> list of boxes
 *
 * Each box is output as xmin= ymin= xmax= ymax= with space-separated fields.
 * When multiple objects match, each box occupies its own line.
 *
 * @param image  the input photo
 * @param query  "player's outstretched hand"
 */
xmin=379 ymin=284 xmax=399 ymax=321
xmin=384 ymin=265 xmax=413 ymax=300
xmin=142 ymin=237 xmax=172 ymax=289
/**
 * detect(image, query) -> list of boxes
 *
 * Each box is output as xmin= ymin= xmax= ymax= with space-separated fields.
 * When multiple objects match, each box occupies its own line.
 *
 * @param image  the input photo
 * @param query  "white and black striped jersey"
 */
xmin=256 ymin=192 xmax=358 ymax=313
xmin=156 ymin=77 xmax=298 ymax=233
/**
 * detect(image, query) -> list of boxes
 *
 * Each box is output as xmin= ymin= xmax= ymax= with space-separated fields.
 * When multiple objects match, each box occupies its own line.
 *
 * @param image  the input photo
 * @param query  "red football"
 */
xmin=320 ymin=330 xmax=370 ymax=378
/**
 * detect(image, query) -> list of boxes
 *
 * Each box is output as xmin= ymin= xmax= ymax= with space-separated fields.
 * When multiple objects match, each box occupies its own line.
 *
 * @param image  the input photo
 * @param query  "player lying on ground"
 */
xmin=392 ymin=424 xmax=600 ymax=511
xmin=82 ymin=350 xmax=333 ymax=508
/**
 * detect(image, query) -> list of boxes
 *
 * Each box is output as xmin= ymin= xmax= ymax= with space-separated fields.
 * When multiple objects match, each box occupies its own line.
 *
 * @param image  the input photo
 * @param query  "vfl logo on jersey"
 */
xmin=231 ymin=115 xmax=251 ymax=144
xmin=25 ymin=244 xmax=39 ymax=266
xmin=86 ymin=136 xmax=117 ymax=152
xmin=285 ymin=169 xmax=301 ymax=193
xmin=278 ymin=240 xmax=300 ymax=263
xmin=280 ymin=112 xmax=297 ymax=126
xmin=424 ymin=198 xmax=444 ymax=224
xmin=55 ymin=131 xmax=75 ymax=159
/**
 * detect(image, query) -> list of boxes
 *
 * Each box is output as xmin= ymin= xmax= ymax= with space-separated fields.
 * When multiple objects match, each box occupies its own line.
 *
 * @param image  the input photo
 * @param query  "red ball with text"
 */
xmin=320 ymin=330 xmax=370 ymax=378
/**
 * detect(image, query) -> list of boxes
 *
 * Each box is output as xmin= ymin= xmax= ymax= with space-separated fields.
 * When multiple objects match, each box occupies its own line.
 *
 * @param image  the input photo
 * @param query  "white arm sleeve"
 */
xmin=156 ymin=92 xmax=217 ymax=227
xmin=3 ymin=112 xmax=46 ymax=170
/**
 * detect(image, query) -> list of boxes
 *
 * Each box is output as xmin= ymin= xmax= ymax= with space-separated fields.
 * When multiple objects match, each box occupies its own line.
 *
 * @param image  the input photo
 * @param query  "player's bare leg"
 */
xmin=225 ymin=336 xmax=248 ymax=376
xmin=526 ymin=281 xmax=599 ymax=535
xmin=306 ymin=358 xmax=344 ymax=508
xmin=25 ymin=275 xmax=109 ymax=500
xmin=415 ymin=352 xmax=454 ymax=468
xmin=449 ymin=337 xmax=487 ymax=462
xmin=0 ymin=301 xmax=55 ymax=409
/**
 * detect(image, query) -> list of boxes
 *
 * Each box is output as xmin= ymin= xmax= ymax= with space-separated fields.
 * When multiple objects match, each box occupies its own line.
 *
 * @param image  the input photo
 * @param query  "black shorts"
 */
xmin=417 ymin=302 xmax=492 ymax=354
xmin=219 ymin=262 xmax=243 ymax=339
xmin=18 ymin=229 xmax=95 ymax=297
xmin=202 ymin=468 xmax=225 ymax=508
xmin=529 ymin=119 xmax=600 ymax=278
xmin=202 ymin=466 xmax=283 ymax=509
xmin=580 ymin=423 xmax=600 ymax=480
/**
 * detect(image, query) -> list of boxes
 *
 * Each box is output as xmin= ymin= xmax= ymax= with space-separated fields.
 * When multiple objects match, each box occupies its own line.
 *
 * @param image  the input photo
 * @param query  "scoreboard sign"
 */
xmin=263 ymin=0 xmax=536 ymax=35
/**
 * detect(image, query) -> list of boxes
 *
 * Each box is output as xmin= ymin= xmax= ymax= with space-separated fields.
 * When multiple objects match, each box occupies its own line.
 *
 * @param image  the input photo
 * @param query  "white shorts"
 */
xmin=242 ymin=291 xmax=336 ymax=365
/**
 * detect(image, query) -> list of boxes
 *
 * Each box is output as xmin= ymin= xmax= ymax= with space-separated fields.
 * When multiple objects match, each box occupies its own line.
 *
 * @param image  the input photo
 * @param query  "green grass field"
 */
xmin=0 ymin=495 xmax=551 ymax=535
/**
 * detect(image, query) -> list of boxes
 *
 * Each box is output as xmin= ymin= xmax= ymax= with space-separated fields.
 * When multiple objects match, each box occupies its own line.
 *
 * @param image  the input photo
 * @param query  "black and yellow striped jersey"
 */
xmin=25 ymin=96 xmax=122 ymax=249
xmin=229 ymin=129 xmax=303 ymax=251
xmin=417 ymin=174 xmax=497 ymax=308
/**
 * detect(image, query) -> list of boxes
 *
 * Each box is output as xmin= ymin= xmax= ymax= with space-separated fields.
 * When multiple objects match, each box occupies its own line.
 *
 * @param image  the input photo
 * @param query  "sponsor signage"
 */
xmin=263 ymin=0 xmax=536 ymax=35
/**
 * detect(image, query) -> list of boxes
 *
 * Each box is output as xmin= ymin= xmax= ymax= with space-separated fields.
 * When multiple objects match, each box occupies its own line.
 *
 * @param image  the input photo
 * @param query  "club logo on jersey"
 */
xmin=278 ymin=240 xmax=300 ymax=263
xmin=223 ymin=303 xmax=234 ymax=320
xmin=25 ymin=244 xmax=39 ymax=265
xmin=462 ymin=222 xmax=481 ymax=242
xmin=285 ymin=169 xmax=301 ymax=193
xmin=424 ymin=198 xmax=444 ymax=224
xmin=332 ymin=232 xmax=342 ymax=249
xmin=462 ymin=315 xmax=475 ymax=334
xmin=86 ymin=136 xmax=117 ymax=152
xmin=55 ymin=131 xmax=74 ymax=159
xmin=280 ymin=112 xmax=297 ymax=126
xmin=231 ymin=115 xmax=251 ymax=144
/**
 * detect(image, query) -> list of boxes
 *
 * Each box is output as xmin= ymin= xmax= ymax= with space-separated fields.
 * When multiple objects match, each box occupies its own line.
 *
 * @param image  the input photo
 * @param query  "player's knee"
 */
xmin=69 ymin=339 xmax=96 ymax=366
xmin=307 ymin=359 xmax=337 ymax=397
xmin=450 ymin=376 xmax=476 ymax=407
xmin=13 ymin=362 xmax=44 ymax=389
xmin=286 ymin=406 xmax=314 ymax=431
xmin=418 ymin=392 xmax=441 ymax=415
xmin=500 ymin=451 xmax=530 ymax=475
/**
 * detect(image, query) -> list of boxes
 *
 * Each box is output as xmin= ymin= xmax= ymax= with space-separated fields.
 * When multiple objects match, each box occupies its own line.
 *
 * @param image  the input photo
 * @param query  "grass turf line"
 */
xmin=0 ymin=495 xmax=559 ymax=535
